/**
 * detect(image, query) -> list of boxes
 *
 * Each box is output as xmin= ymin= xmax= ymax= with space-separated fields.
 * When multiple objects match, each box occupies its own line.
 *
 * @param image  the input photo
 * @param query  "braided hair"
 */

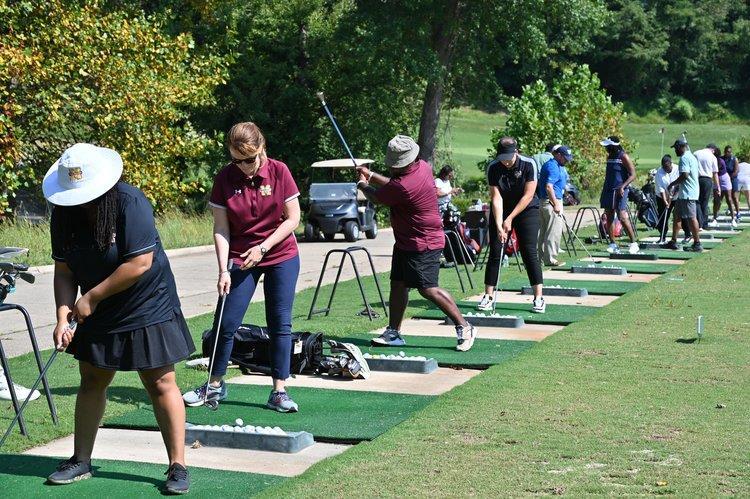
xmin=52 ymin=185 xmax=119 ymax=252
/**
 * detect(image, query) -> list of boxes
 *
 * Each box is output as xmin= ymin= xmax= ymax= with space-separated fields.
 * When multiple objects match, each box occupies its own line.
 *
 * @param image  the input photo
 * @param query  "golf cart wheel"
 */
xmin=343 ymin=221 xmax=360 ymax=242
xmin=324 ymin=233 xmax=336 ymax=242
xmin=365 ymin=220 xmax=378 ymax=239
xmin=304 ymin=223 xmax=317 ymax=242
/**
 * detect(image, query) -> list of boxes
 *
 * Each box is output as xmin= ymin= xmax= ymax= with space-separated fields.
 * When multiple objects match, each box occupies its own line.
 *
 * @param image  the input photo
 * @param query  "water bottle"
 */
xmin=502 ymin=254 xmax=509 ymax=267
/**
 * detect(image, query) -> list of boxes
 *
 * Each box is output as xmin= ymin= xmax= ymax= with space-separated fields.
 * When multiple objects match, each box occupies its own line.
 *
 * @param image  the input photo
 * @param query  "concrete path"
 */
xmin=1 ymin=231 xmax=396 ymax=358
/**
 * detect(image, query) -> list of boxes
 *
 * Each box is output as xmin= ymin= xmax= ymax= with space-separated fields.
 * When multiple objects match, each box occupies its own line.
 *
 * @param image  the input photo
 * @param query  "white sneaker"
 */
xmin=628 ymin=242 xmax=640 ymax=254
xmin=606 ymin=243 xmax=619 ymax=254
xmin=456 ymin=324 xmax=477 ymax=352
xmin=708 ymin=219 xmax=719 ymax=228
xmin=476 ymin=294 xmax=493 ymax=311
xmin=731 ymin=219 xmax=738 ymax=228
xmin=531 ymin=297 xmax=546 ymax=313
xmin=0 ymin=370 xmax=40 ymax=401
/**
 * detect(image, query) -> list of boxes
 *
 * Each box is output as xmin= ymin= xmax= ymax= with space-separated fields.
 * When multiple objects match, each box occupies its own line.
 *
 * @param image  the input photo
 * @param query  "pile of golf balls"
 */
xmin=362 ymin=352 xmax=427 ymax=362
xmin=186 ymin=421 xmax=286 ymax=435
xmin=465 ymin=312 xmax=517 ymax=318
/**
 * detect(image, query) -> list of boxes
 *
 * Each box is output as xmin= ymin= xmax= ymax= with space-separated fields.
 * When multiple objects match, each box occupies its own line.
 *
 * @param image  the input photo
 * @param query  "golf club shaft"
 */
xmin=0 ymin=349 xmax=58 ymax=447
xmin=316 ymin=92 xmax=358 ymax=169
xmin=204 ymin=293 xmax=228 ymax=404
xmin=492 ymin=239 xmax=507 ymax=313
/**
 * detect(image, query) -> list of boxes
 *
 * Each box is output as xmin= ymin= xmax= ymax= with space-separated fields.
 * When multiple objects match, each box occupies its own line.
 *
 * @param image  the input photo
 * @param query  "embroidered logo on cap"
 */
xmin=260 ymin=185 xmax=272 ymax=196
xmin=68 ymin=167 xmax=84 ymax=182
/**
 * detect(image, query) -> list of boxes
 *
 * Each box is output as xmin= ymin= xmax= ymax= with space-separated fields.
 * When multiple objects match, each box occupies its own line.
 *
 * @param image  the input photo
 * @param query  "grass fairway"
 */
xmin=259 ymin=231 xmax=750 ymax=496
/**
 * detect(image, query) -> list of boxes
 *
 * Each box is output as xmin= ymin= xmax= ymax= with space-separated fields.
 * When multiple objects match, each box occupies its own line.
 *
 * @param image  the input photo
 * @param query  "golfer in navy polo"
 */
xmin=43 ymin=143 xmax=194 ymax=493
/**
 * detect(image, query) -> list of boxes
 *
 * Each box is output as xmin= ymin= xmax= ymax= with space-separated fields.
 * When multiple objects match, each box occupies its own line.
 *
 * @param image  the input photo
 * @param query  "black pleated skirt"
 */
xmin=67 ymin=310 xmax=195 ymax=371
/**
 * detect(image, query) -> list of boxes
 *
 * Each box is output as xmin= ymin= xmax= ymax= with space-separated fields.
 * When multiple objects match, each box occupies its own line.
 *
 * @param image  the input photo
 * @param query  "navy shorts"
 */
xmin=600 ymin=188 xmax=629 ymax=211
xmin=391 ymin=247 xmax=441 ymax=289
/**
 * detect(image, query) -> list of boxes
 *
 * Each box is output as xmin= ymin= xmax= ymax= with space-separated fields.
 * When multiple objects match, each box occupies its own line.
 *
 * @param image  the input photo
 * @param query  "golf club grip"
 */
xmin=0 ymin=349 xmax=59 ymax=447
xmin=316 ymin=91 xmax=326 ymax=105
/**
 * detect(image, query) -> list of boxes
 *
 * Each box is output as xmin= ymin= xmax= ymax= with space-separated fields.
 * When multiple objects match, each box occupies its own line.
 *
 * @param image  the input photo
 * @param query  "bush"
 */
xmin=670 ymin=98 xmax=695 ymax=121
xmin=488 ymin=65 xmax=628 ymax=192
xmin=735 ymin=136 xmax=750 ymax=163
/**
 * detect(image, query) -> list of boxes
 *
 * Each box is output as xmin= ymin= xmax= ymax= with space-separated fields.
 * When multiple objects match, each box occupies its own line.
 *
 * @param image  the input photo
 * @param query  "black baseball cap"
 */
xmin=496 ymin=137 xmax=518 ymax=161
xmin=671 ymin=138 xmax=688 ymax=148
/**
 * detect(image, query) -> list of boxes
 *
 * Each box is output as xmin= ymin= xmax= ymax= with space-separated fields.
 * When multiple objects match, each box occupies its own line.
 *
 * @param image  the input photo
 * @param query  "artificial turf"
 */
xmin=492 ymin=271 xmax=645 ymax=295
xmin=330 ymin=333 xmax=535 ymax=369
xmin=105 ymin=385 xmax=435 ymax=442
xmin=412 ymin=301 xmax=601 ymax=325
xmin=0 ymin=454 xmax=284 ymax=497
xmin=590 ymin=250 xmax=698 ymax=260
xmin=556 ymin=259 xmax=677 ymax=274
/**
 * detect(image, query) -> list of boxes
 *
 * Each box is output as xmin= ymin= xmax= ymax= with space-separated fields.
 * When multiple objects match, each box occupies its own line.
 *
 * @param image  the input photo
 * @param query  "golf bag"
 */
xmin=505 ymin=229 xmax=520 ymax=256
xmin=317 ymin=340 xmax=370 ymax=379
xmin=201 ymin=325 xmax=324 ymax=376
xmin=630 ymin=186 xmax=659 ymax=229
xmin=442 ymin=204 xmax=479 ymax=264
xmin=599 ymin=212 xmax=622 ymax=238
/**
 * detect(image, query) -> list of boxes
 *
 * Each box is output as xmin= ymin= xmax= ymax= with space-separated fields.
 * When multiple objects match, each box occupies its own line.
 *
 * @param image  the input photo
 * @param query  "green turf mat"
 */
xmin=499 ymin=276 xmax=643 ymax=295
xmin=412 ymin=301 xmax=600 ymax=325
xmin=329 ymin=333 xmax=535 ymax=369
xmin=556 ymin=260 xmax=676 ymax=274
xmin=106 ymin=385 xmax=435 ymax=442
xmin=589 ymin=250 xmax=698 ymax=260
xmin=0 ymin=454 xmax=283 ymax=498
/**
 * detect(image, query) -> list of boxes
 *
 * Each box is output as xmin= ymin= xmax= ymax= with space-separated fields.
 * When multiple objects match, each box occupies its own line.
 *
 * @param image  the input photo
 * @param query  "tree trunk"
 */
xmin=417 ymin=0 xmax=464 ymax=165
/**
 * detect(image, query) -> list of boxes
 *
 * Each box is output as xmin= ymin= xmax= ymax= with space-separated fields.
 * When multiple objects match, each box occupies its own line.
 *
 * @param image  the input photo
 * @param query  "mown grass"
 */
xmin=0 ymin=211 xmax=213 ymax=267
xmin=260 ymin=232 xmax=750 ymax=496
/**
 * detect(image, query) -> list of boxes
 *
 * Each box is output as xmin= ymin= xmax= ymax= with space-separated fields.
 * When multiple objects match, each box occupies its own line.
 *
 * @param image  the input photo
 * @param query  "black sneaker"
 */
xmin=662 ymin=240 xmax=679 ymax=250
xmin=164 ymin=463 xmax=190 ymax=495
xmin=684 ymin=243 xmax=703 ymax=253
xmin=47 ymin=457 xmax=92 ymax=484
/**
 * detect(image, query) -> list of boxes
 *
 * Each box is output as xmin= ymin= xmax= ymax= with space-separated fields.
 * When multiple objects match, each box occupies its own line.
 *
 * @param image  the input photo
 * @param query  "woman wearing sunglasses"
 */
xmin=182 ymin=122 xmax=302 ymax=413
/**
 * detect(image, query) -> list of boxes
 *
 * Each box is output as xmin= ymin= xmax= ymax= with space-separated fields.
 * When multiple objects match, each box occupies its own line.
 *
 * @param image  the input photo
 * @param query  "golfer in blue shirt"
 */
xmin=537 ymin=146 xmax=571 ymax=266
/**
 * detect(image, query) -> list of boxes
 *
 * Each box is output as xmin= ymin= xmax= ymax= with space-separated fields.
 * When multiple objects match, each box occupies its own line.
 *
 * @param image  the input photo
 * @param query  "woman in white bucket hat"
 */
xmin=42 ymin=143 xmax=193 ymax=494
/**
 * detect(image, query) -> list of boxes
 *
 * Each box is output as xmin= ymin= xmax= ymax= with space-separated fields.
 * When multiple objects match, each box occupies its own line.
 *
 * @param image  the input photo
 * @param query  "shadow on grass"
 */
xmin=49 ymin=386 xmax=152 ymax=406
xmin=675 ymin=338 xmax=699 ymax=344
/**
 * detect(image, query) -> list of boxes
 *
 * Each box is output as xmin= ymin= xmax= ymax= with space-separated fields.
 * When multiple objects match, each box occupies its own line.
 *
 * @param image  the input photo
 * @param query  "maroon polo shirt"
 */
xmin=209 ymin=158 xmax=300 ymax=267
xmin=373 ymin=160 xmax=445 ymax=252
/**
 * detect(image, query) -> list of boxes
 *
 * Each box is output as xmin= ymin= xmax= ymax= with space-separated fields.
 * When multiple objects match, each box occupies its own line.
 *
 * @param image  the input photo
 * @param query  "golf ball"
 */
xmin=235 ymin=418 xmax=244 ymax=426
xmin=398 ymin=351 xmax=405 ymax=357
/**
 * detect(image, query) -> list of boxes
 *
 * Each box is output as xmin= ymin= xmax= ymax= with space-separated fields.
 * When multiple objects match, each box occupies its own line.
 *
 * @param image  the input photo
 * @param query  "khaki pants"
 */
xmin=537 ymin=202 xmax=563 ymax=265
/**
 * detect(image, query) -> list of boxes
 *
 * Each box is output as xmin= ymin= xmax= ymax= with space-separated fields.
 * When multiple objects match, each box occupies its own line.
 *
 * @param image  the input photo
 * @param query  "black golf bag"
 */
xmin=442 ymin=203 xmax=479 ymax=264
xmin=629 ymin=186 xmax=659 ymax=229
xmin=202 ymin=325 xmax=324 ymax=376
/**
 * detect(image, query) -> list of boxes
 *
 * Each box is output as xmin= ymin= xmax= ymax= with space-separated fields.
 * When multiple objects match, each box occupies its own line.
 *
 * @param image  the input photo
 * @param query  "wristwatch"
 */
xmin=259 ymin=245 xmax=268 ymax=256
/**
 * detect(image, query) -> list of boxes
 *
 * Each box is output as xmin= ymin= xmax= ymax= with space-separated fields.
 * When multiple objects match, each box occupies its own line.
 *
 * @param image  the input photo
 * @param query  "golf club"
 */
xmin=0 ymin=320 xmax=75 ymax=448
xmin=203 ymin=292 xmax=228 ymax=411
xmin=491 ymin=239 xmax=507 ymax=313
xmin=316 ymin=91 xmax=358 ymax=169
xmin=659 ymin=127 xmax=665 ymax=158
xmin=561 ymin=212 xmax=595 ymax=260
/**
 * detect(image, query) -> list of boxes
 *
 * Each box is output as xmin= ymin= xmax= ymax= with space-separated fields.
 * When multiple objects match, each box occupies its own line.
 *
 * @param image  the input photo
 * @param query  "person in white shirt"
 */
xmin=737 ymin=158 xmax=750 ymax=211
xmin=655 ymin=154 xmax=679 ymax=212
xmin=693 ymin=145 xmax=720 ymax=229
xmin=434 ymin=165 xmax=462 ymax=213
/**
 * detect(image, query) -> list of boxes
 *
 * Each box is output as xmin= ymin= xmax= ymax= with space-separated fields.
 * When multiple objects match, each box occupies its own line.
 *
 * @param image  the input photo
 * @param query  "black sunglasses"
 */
xmin=230 ymin=156 xmax=257 ymax=166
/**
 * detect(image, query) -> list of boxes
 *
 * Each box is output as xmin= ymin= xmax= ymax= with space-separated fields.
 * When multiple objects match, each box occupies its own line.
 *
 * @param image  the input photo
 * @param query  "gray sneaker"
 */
xmin=182 ymin=381 xmax=227 ymax=407
xmin=267 ymin=390 xmax=299 ymax=413
xmin=47 ymin=457 xmax=92 ymax=484
xmin=164 ymin=463 xmax=190 ymax=495
xmin=370 ymin=328 xmax=405 ymax=346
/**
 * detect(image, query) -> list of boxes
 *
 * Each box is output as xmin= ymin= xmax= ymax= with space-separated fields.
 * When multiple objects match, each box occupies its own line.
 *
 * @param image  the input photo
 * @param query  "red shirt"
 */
xmin=210 ymin=158 xmax=300 ymax=267
xmin=373 ymin=160 xmax=444 ymax=251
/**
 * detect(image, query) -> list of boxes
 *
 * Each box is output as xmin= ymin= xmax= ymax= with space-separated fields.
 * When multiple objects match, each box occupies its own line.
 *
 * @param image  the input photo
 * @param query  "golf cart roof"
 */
xmin=311 ymin=158 xmax=374 ymax=168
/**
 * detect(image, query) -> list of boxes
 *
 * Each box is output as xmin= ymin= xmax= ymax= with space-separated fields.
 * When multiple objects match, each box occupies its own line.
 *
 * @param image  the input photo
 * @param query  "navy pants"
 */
xmin=209 ymin=255 xmax=300 ymax=379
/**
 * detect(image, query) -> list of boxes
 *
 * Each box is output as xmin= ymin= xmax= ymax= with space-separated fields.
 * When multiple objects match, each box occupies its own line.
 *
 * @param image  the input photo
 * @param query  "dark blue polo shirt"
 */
xmin=51 ymin=182 xmax=180 ymax=336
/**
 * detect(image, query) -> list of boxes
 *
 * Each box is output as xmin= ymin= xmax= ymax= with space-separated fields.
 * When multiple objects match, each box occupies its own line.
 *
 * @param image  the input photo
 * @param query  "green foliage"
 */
xmin=670 ymin=98 xmax=696 ymax=122
xmin=736 ymin=136 xmax=750 ymax=162
xmin=494 ymin=65 xmax=627 ymax=191
xmin=0 ymin=0 xmax=228 ymax=212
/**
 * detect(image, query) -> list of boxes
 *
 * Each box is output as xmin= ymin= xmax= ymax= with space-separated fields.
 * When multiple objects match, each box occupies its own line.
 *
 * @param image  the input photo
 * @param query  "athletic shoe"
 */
xmin=628 ymin=242 xmax=640 ymax=254
xmin=662 ymin=240 xmax=679 ymax=251
xmin=0 ymin=370 xmax=40 ymax=401
xmin=476 ymin=294 xmax=493 ymax=311
xmin=370 ymin=328 xmax=405 ymax=346
xmin=182 ymin=381 xmax=227 ymax=407
xmin=548 ymin=260 xmax=565 ymax=267
xmin=164 ymin=463 xmax=190 ymax=495
xmin=47 ymin=457 xmax=92 ymax=484
xmin=531 ymin=297 xmax=546 ymax=314
xmin=731 ymin=219 xmax=738 ymax=228
xmin=456 ymin=324 xmax=477 ymax=352
xmin=708 ymin=219 xmax=719 ymax=228
xmin=267 ymin=390 xmax=299 ymax=413
xmin=681 ymin=235 xmax=693 ymax=244
xmin=606 ymin=243 xmax=619 ymax=254
xmin=684 ymin=243 xmax=703 ymax=253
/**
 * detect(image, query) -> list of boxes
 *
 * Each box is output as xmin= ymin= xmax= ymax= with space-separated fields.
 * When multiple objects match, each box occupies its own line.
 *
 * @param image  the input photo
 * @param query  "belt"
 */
xmin=699 ymin=176 xmax=712 ymax=179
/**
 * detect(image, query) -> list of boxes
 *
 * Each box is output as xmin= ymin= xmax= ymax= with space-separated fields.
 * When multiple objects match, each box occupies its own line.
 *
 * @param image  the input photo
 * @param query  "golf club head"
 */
xmin=205 ymin=400 xmax=219 ymax=411
xmin=19 ymin=272 xmax=35 ymax=284
xmin=316 ymin=91 xmax=326 ymax=105
xmin=0 ymin=262 xmax=13 ymax=273
xmin=0 ymin=247 xmax=29 ymax=260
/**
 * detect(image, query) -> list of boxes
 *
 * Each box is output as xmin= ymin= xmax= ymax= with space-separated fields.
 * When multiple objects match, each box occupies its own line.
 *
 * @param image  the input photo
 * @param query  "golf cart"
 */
xmin=304 ymin=159 xmax=379 ymax=242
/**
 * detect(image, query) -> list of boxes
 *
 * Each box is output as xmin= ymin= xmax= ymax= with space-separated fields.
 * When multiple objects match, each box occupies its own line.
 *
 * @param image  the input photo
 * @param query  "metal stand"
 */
xmin=473 ymin=231 xmax=522 ymax=273
xmin=626 ymin=203 xmax=639 ymax=239
xmin=572 ymin=206 xmax=604 ymax=239
xmin=560 ymin=214 xmax=579 ymax=258
xmin=307 ymin=246 xmax=387 ymax=321
xmin=443 ymin=230 xmax=475 ymax=292
xmin=0 ymin=303 xmax=59 ymax=433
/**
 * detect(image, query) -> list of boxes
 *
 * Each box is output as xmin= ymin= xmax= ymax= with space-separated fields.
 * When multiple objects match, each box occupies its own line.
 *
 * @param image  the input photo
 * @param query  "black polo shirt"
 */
xmin=51 ymin=182 xmax=179 ymax=336
xmin=486 ymin=154 xmax=540 ymax=217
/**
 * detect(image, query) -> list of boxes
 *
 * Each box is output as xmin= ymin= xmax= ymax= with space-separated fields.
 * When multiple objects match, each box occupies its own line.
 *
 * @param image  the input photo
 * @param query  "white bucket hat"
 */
xmin=43 ymin=143 xmax=123 ymax=206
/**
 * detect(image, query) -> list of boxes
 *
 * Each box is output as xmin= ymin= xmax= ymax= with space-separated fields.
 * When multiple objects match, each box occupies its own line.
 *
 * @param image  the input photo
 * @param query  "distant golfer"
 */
xmin=710 ymin=146 xmax=738 ymax=227
xmin=182 ymin=122 xmax=302 ymax=413
xmin=476 ymin=137 xmax=546 ymax=314
xmin=654 ymin=155 xmax=679 ymax=215
xmin=537 ymin=145 xmax=572 ymax=266
xmin=599 ymin=136 xmax=639 ymax=254
xmin=693 ymin=144 xmax=719 ymax=229
xmin=722 ymin=145 xmax=741 ymax=222
xmin=356 ymin=135 xmax=477 ymax=351
xmin=43 ymin=144 xmax=194 ymax=494
xmin=665 ymin=138 xmax=703 ymax=252
xmin=434 ymin=165 xmax=462 ymax=214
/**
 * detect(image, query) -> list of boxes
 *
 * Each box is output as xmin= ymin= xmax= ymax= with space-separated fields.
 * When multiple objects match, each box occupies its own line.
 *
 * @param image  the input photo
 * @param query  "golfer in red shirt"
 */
xmin=356 ymin=135 xmax=477 ymax=351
